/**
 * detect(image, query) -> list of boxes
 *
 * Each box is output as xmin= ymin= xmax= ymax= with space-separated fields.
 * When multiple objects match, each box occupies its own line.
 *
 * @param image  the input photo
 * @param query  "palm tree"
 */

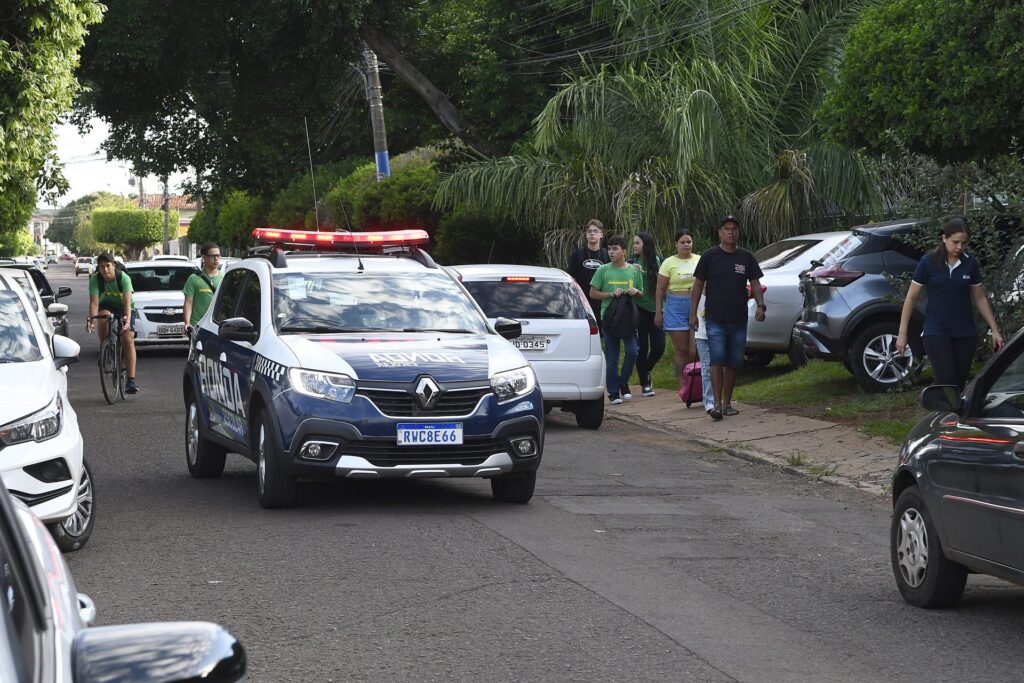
xmin=438 ymin=0 xmax=886 ymax=251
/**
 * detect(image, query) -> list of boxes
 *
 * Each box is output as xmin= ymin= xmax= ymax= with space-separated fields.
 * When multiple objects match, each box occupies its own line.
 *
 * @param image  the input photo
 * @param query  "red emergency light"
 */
xmin=502 ymin=276 xmax=535 ymax=283
xmin=252 ymin=228 xmax=429 ymax=248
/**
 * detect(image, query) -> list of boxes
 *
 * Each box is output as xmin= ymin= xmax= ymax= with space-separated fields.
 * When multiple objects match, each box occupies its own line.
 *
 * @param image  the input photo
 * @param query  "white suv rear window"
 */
xmin=463 ymin=280 xmax=587 ymax=319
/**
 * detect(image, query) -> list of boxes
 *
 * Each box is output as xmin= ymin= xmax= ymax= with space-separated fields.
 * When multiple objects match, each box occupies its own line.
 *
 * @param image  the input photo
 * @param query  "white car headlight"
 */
xmin=491 ymin=366 xmax=536 ymax=404
xmin=0 ymin=394 xmax=62 ymax=446
xmin=289 ymin=368 xmax=356 ymax=403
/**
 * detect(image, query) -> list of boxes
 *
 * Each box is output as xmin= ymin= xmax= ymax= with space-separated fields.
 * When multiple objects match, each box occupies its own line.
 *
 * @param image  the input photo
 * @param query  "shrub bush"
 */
xmin=433 ymin=209 xmax=541 ymax=265
xmin=92 ymin=208 xmax=173 ymax=259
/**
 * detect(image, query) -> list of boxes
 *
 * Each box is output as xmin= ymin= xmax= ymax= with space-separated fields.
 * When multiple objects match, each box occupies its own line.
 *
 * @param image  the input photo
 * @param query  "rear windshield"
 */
xmin=0 ymin=291 xmax=42 ymax=362
xmin=754 ymin=239 xmax=820 ymax=270
xmin=127 ymin=266 xmax=198 ymax=292
xmin=462 ymin=280 xmax=587 ymax=319
xmin=820 ymin=234 xmax=867 ymax=268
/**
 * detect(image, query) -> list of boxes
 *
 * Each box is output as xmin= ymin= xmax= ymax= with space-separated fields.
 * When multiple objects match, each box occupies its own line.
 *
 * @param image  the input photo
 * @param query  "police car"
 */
xmin=182 ymin=228 xmax=543 ymax=508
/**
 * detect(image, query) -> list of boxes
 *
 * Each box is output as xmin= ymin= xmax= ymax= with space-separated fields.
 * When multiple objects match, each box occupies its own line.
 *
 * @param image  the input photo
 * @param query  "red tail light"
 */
xmin=571 ymin=280 xmax=600 ymax=334
xmin=808 ymin=265 xmax=863 ymax=287
xmin=502 ymin=276 xmax=535 ymax=283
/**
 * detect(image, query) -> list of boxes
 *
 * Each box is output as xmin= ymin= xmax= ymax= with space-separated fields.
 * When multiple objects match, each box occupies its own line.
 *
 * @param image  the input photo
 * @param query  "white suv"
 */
xmin=454 ymin=265 xmax=606 ymax=429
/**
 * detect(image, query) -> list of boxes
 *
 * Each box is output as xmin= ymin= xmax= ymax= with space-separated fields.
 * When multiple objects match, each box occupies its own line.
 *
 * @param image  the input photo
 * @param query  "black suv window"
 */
xmin=754 ymin=239 xmax=821 ymax=270
xmin=212 ymin=269 xmax=248 ymax=324
xmin=237 ymin=272 xmax=261 ymax=329
xmin=462 ymin=280 xmax=587 ymax=319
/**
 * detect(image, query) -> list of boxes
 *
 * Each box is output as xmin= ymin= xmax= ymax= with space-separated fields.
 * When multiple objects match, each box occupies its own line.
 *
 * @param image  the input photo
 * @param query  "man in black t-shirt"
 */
xmin=567 ymin=218 xmax=608 ymax=324
xmin=689 ymin=216 xmax=765 ymax=420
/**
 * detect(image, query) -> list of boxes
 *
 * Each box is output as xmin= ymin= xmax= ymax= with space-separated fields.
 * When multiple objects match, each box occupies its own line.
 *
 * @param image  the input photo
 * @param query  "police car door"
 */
xmin=197 ymin=268 xmax=253 ymax=447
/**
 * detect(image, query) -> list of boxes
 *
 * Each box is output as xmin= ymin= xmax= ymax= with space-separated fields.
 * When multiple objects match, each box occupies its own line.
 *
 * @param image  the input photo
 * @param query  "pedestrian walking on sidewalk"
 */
xmin=567 ymin=218 xmax=609 ymax=325
xmin=630 ymin=232 xmax=665 ymax=396
xmin=689 ymin=216 xmax=765 ymax=421
xmin=896 ymin=217 xmax=1004 ymax=390
xmin=654 ymin=229 xmax=700 ymax=394
xmin=590 ymin=235 xmax=644 ymax=404
xmin=693 ymin=294 xmax=715 ymax=413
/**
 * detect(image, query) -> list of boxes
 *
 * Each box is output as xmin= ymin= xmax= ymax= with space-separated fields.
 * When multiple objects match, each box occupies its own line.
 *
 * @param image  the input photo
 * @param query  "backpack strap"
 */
xmin=196 ymin=271 xmax=215 ymax=290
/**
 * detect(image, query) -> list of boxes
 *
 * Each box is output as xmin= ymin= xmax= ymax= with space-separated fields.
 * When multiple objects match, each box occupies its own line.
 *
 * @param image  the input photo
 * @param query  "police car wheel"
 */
xmin=186 ymin=393 xmax=227 ymax=478
xmin=254 ymin=410 xmax=299 ymax=509
xmin=490 ymin=470 xmax=536 ymax=504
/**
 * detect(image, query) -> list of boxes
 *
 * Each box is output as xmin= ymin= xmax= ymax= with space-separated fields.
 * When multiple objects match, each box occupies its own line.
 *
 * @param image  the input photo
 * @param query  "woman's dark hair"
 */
xmin=930 ymin=217 xmax=970 ymax=268
xmin=635 ymin=232 xmax=659 ymax=292
xmin=674 ymin=229 xmax=691 ymax=244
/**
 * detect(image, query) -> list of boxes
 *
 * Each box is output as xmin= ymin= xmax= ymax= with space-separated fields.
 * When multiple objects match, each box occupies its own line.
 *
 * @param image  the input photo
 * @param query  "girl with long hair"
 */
xmin=630 ymin=232 xmax=665 ymax=395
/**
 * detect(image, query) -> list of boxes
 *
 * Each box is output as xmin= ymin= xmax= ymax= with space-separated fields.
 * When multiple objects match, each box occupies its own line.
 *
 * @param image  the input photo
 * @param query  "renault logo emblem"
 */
xmin=414 ymin=377 xmax=441 ymax=409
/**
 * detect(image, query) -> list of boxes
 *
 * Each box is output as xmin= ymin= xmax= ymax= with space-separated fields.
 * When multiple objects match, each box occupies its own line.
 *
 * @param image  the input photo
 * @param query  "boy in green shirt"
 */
xmin=589 ymin=235 xmax=644 ymax=403
xmin=183 ymin=242 xmax=224 ymax=331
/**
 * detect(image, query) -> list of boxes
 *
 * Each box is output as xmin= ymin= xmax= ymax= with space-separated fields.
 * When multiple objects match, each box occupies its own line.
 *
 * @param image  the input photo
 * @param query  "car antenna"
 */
xmin=304 ymin=116 xmax=362 ymax=271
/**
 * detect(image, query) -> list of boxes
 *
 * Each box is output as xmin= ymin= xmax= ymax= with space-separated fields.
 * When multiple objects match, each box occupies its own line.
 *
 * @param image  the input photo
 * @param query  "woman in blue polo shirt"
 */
xmin=896 ymin=217 xmax=1004 ymax=389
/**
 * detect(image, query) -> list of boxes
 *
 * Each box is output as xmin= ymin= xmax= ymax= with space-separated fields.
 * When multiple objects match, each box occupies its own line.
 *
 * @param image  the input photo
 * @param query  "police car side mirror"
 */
xmin=921 ymin=385 xmax=962 ymax=413
xmin=494 ymin=317 xmax=522 ymax=340
xmin=219 ymin=317 xmax=258 ymax=344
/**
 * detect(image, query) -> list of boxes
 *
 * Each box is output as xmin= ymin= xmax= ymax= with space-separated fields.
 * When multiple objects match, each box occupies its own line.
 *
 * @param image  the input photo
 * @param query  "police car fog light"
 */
xmin=300 ymin=441 xmax=337 ymax=461
xmin=510 ymin=437 xmax=538 ymax=457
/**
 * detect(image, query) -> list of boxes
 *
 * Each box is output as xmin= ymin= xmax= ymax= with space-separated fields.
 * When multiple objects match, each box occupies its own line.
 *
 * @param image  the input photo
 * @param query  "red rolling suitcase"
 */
xmin=677 ymin=361 xmax=703 ymax=408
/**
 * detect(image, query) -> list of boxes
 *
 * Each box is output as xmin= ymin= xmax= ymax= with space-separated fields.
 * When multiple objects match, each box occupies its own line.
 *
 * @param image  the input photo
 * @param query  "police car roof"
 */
xmin=238 ymin=252 xmax=441 ymax=276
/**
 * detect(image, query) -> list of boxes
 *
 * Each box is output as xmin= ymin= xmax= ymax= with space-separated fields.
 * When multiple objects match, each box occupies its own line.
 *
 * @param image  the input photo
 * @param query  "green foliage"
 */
xmin=50 ymin=192 xmax=129 ymax=254
xmin=216 ymin=191 xmax=268 ymax=251
xmin=0 ymin=0 xmax=102 ymax=210
xmin=0 ymin=229 xmax=35 ymax=258
xmin=0 ymin=175 xmax=36 ymax=234
xmin=820 ymin=0 xmax=1024 ymax=164
xmin=433 ymin=209 xmax=541 ymax=265
xmin=267 ymin=160 xmax=361 ymax=229
xmin=186 ymin=205 xmax=219 ymax=248
xmin=92 ymin=208 xmax=173 ymax=259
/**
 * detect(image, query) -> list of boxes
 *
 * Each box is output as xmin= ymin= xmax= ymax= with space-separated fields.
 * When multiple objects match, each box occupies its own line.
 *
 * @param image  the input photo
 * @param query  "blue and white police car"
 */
xmin=182 ymin=228 xmax=543 ymax=508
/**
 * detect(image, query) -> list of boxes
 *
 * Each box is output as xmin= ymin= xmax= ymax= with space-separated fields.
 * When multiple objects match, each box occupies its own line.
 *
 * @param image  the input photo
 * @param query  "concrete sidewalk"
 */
xmin=603 ymin=390 xmax=897 ymax=496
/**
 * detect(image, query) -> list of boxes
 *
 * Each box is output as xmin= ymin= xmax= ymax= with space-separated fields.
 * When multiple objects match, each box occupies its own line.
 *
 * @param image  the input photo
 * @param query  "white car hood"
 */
xmin=0 ymin=361 xmax=58 ymax=425
xmin=132 ymin=291 xmax=185 ymax=308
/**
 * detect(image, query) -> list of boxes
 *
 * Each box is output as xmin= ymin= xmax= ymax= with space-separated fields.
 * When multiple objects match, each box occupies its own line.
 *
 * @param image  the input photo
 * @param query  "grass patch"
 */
xmin=785 ymin=451 xmax=809 ymax=466
xmin=807 ymin=463 xmax=839 ymax=477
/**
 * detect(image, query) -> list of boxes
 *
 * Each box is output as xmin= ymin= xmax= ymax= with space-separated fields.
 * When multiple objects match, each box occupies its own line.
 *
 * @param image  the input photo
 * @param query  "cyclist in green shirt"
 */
xmin=183 ymin=242 xmax=224 ymax=333
xmin=87 ymin=253 xmax=140 ymax=393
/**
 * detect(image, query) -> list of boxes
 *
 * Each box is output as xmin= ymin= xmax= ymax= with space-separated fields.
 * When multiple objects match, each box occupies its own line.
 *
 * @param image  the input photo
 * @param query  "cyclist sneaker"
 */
xmin=642 ymin=385 xmax=655 ymax=397
xmin=125 ymin=378 xmax=139 ymax=394
xmin=609 ymin=393 xmax=623 ymax=405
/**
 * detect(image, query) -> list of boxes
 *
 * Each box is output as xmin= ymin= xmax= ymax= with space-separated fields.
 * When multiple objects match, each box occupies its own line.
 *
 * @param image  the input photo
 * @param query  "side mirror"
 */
xmin=52 ymin=335 xmax=80 ymax=369
xmin=219 ymin=317 xmax=258 ymax=343
xmin=78 ymin=593 xmax=96 ymax=627
xmin=73 ymin=622 xmax=246 ymax=683
xmin=494 ymin=317 xmax=522 ymax=340
xmin=57 ymin=286 xmax=72 ymax=299
xmin=47 ymin=302 xmax=68 ymax=317
xmin=921 ymin=384 xmax=961 ymax=412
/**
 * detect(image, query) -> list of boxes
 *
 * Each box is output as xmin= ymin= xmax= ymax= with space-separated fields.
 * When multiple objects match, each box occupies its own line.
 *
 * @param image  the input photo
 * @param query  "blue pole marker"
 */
xmin=375 ymin=151 xmax=391 ymax=181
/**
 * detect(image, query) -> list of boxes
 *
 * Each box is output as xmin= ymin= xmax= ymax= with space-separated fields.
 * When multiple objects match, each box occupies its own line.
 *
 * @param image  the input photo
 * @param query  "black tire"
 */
xmin=491 ymin=470 xmax=536 ymax=504
xmin=890 ymin=487 xmax=966 ymax=608
xmin=98 ymin=340 xmax=118 ymax=404
xmin=787 ymin=337 xmax=808 ymax=369
xmin=185 ymin=391 xmax=227 ymax=478
xmin=544 ymin=404 xmax=553 ymax=415
xmin=253 ymin=410 xmax=298 ymax=509
xmin=745 ymin=350 xmax=775 ymax=369
xmin=574 ymin=397 xmax=604 ymax=429
xmin=842 ymin=359 xmax=854 ymax=375
xmin=48 ymin=459 xmax=96 ymax=552
xmin=849 ymin=322 xmax=914 ymax=392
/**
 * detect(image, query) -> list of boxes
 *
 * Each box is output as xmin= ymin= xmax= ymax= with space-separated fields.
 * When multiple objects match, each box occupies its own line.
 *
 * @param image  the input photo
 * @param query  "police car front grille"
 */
xmin=339 ymin=439 xmax=508 ymax=467
xmin=357 ymin=387 xmax=490 ymax=417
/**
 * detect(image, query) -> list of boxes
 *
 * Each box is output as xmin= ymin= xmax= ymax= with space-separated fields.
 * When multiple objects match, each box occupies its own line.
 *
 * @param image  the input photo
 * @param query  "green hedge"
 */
xmin=92 ymin=208 xmax=175 ymax=258
xmin=433 ymin=208 xmax=540 ymax=265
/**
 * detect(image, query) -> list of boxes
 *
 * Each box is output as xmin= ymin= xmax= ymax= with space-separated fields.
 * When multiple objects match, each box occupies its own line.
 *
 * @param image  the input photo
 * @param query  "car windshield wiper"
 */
xmin=514 ymin=311 xmax=563 ymax=318
xmin=402 ymin=328 xmax=477 ymax=334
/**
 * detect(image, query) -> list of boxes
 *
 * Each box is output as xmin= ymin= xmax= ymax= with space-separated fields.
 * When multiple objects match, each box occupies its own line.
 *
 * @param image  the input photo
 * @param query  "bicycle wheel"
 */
xmin=99 ymin=340 xmax=118 ymax=404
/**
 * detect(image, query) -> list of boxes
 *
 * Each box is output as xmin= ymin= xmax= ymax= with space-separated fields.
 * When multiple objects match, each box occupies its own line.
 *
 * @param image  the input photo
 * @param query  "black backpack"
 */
xmin=602 ymin=294 xmax=638 ymax=338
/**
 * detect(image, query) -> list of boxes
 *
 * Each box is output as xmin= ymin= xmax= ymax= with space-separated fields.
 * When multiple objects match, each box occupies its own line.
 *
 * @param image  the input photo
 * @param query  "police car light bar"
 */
xmin=252 ymin=228 xmax=429 ymax=248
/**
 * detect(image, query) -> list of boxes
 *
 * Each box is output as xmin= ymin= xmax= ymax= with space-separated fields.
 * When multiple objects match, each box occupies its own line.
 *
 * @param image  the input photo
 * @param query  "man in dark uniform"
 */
xmin=567 ymin=218 xmax=608 ymax=324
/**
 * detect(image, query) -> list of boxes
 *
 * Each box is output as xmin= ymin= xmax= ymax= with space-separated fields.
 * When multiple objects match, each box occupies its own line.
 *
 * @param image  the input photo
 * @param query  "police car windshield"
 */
xmin=272 ymin=272 xmax=489 ymax=335
xmin=0 ymin=292 xmax=42 ymax=363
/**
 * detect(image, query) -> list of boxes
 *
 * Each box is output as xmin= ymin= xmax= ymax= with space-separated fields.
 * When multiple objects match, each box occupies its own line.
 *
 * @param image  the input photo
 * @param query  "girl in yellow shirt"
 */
xmin=655 ymin=230 xmax=700 ymax=394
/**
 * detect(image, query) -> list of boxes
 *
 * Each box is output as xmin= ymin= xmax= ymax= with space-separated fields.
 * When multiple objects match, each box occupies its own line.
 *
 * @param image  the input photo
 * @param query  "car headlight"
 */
xmin=491 ymin=366 xmax=536 ymax=404
xmin=289 ymin=368 xmax=356 ymax=403
xmin=0 ymin=394 xmax=62 ymax=446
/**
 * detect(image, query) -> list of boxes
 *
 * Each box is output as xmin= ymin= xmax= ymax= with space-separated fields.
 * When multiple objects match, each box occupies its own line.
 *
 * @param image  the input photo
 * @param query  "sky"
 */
xmin=46 ymin=118 xmax=189 ymax=208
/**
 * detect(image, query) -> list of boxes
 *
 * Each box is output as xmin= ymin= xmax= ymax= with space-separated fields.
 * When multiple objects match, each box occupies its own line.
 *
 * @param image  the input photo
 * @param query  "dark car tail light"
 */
xmin=808 ymin=265 xmax=863 ymax=287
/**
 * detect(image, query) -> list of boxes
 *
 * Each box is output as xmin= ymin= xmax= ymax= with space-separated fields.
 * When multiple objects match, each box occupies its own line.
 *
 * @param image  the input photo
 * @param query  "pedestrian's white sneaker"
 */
xmin=610 ymin=396 xmax=623 ymax=405
xmin=642 ymin=385 xmax=655 ymax=397
xmin=622 ymin=392 xmax=632 ymax=401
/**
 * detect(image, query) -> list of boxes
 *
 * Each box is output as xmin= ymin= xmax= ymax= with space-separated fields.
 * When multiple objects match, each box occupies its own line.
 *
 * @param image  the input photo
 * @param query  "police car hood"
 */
xmin=0 ymin=361 xmax=60 ymax=424
xmin=280 ymin=333 xmax=524 ymax=382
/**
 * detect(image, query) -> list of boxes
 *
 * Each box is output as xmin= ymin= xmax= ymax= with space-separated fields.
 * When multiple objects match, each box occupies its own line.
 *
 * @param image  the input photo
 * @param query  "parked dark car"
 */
xmin=793 ymin=220 xmax=927 ymax=392
xmin=891 ymin=326 xmax=1024 ymax=608
xmin=0 ymin=261 xmax=71 ymax=336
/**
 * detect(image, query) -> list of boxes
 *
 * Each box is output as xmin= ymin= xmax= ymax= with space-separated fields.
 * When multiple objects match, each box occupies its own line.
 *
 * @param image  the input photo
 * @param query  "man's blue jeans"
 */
xmin=603 ymin=331 xmax=638 ymax=397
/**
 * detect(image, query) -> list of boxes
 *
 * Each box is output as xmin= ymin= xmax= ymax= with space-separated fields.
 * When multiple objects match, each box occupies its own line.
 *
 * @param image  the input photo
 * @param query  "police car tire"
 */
xmin=574 ymin=397 xmax=604 ymax=430
xmin=490 ymin=470 xmax=536 ymax=504
xmin=185 ymin=392 xmax=227 ymax=478
xmin=254 ymin=410 xmax=299 ymax=509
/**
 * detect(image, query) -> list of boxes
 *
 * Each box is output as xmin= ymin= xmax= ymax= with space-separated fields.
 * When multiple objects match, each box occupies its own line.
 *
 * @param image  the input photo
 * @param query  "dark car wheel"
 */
xmin=574 ymin=397 xmax=604 ymax=429
xmin=253 ymin=410 xmax=298 ymax=509
xmin=787 ymin=337 xmax=808 ymax=369
xmin=185 ymin=392 xmax=227 ymax=478
xmin=891 ymin=487 xmax=967 ymax=608
xmin=850 ymin=322 xmax=914 ymax=392
xmin=745 ymin=350 xmax=775 ymax=369
xmin=491 ymin=470 xmax=536 ymax=503
xmin=48 ymin=459 xmax=95 ymax=552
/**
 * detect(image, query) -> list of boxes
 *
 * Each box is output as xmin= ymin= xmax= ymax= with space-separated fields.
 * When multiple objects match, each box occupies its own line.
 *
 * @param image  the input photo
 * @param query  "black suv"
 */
xmin=793 ymin=220 xmax=927 ymax=392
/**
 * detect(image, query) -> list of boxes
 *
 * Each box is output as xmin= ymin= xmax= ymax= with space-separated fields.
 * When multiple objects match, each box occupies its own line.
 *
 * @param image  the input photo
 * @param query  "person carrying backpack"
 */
xmin=183 ymin=242 xmax=224 ymax=335
xmin=86 ymin=252 xmax=140 ymax=394
xmin=589 ymin=235 xmax=644 ymax=404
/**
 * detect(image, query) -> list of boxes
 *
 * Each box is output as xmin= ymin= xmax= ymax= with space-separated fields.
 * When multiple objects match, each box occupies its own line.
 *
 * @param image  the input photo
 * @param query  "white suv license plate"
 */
xmin=158 ymin=324 xmax=186 ymax=335
xmin=512 ymin=335 xmax=548 ymax=350
xmin=396 ymin=423 xmax=464 ymax=446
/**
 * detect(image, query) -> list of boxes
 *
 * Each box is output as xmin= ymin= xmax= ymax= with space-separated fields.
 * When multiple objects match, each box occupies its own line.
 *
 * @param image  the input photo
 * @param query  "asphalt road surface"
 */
xmin=44 ymin=261 xmax=1024 ymax=682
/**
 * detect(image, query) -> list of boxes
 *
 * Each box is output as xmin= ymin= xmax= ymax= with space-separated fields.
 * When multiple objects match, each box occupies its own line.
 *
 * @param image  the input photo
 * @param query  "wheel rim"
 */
xmin=186 ymin=402 xmax=199 ymax=466
xmin=62 ymin=466 xmax=93 ymax=537
xmin=257 ymin=423 xmax=266 ymax=493
xmin=896 ymin=507 xmax=929 ymax=588
xmin=862 ymin=333 xmax=913 ymax=385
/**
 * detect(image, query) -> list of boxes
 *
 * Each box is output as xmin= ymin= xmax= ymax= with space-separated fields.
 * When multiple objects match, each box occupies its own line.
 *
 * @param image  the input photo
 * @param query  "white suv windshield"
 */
xmin=272 ymin=272 xmax=489 ymax=334
xmin=0 ymin=292 xmax=42 ymax=362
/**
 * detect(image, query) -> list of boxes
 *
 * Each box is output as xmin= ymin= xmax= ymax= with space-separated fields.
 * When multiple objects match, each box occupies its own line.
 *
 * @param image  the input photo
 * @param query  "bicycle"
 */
xmin=89 ymin=314 xmax=128 ymax=404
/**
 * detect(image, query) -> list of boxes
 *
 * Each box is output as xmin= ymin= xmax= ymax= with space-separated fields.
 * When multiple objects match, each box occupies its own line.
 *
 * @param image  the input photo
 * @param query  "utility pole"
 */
xmin=362 ymin=44 xmax=391 ymax=181
xmin=162 ymin=177 xmax=170 ymax=255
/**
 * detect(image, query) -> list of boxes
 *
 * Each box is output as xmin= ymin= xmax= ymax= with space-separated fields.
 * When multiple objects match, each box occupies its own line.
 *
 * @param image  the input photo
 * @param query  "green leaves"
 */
xmin=92 ymin=208 xmax=173 ymax=258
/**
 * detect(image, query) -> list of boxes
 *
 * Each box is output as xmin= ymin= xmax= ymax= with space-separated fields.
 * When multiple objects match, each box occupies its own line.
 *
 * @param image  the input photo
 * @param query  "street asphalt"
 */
xmin=41 ymin=261 xmax=1024 ymax=682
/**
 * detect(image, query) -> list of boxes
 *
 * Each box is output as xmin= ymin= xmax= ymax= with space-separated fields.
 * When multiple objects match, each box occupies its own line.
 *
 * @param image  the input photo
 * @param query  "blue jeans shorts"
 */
xmin=705 ymin=319 xmax=746 ymax=368
xmin=663 ymin=294 xmax=691 ymax=331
